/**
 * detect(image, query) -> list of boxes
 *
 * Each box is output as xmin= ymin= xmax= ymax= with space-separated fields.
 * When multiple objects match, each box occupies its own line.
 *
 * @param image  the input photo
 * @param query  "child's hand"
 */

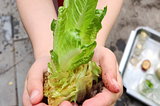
xmin=23 ymin=56 xmax=50 ymax=106
xmin=82 ymin=46 xmax=123 ymax=106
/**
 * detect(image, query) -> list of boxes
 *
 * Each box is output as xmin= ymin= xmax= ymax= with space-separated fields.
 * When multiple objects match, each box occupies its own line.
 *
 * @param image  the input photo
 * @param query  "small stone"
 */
xmin=9 ymin=81 xmax=13 ymax=85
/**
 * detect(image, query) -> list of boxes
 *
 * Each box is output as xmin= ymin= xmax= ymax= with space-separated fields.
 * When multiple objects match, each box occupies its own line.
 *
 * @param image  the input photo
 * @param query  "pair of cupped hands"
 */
xmin=23 ymin=46 xmax=123 ymax=106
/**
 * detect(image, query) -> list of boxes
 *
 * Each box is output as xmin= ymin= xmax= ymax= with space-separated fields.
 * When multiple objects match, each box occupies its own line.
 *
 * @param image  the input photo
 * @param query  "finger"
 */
xmin=92 ymin=46 xmax=120 ymax=93
xmin=82 ymin=87 xmax=118 ymax=106
xmin=33 ymin=102 xmax=49 ymax=106
xmin=27 ymin=61 xmax=47 ymax=105
xmin=59 ymin=101 xmax=73 ymax=106
xmin=100 ymin=48 xmax=120 ymax=93
xmin=107 ymin=71 xmax=123 ymax=106
xmin=23 ymin=79 xmax=32 ymax=106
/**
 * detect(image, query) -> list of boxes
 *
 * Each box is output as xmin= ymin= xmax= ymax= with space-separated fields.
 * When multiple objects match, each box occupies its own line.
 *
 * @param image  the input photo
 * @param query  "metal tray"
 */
xmin=119 ymin=26 xmax=160 ymax=106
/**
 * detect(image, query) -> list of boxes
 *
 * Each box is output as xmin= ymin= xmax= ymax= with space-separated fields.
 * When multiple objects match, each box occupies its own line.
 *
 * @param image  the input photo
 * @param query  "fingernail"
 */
xmin=30 ymin=90 xmax=39 ymax=101
xmin=112 ymin=79 xmax=120 ymax=93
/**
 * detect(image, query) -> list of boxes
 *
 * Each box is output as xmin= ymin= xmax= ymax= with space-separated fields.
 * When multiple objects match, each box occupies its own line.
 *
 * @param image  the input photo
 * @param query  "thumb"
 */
xmin=27 ymin=62 xmax=45 ymax=105
xmin=100 ymin=49 xmax=120 ymax=93
xmin=59 ymin=101 xmax=76 ymax=106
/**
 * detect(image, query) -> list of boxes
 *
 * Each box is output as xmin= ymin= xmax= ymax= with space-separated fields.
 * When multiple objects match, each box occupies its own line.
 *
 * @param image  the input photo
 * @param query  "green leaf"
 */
xmin=146 ymin=79 xmax=154 ymax=88
xmin=63 ymin=0 xmax=69 ymax=8
xmin=65 ymin=0 xmax=98 ymax=33
xmin=69 ymin=41 xmax=97 ymax=70
xmin=51 ymin=19 xmax=57 ymax=33
xmin=50 ymin=50 xmax=60 ymax=73
xmin=89 ymin=61 xmax=101 ymax=83
xmin=56 ymin=29 xmax=82 ymax=71
xmin=81 ymin=6 xmax=107 ymax=45
xmin=53 ymin=6 xmax=67 ymax=51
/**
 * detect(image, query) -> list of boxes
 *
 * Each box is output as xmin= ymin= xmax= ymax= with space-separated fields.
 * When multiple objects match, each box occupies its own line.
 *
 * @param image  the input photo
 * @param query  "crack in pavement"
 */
xmin=0 ymin=51 xmax=33 ymax=75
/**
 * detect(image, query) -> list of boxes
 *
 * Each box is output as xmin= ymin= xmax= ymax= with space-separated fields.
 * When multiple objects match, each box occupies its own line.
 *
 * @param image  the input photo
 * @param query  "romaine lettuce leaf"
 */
xmin=43 ymin=0 xmax=107 ymax=105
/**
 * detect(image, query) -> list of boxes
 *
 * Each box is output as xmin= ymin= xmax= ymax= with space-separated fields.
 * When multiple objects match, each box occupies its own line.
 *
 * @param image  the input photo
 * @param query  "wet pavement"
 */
xmin=0 ymin=0 xmax=160 ymax=106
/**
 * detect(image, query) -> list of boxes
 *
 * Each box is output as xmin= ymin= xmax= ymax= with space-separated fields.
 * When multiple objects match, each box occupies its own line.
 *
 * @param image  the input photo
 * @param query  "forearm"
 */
xmin=96 ymin=0 xmax=124 ymax=46
xmin=16 ymin=0 xmax=57 ymax=60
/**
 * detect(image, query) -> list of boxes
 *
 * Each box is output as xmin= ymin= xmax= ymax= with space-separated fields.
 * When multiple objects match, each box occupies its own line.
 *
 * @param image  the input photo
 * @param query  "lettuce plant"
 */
xmin=43 ymin=0 xmax=107 ymax=105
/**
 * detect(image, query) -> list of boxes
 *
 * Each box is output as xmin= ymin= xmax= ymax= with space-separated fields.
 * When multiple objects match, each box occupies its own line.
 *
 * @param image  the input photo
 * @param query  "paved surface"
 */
xmin=0 ymin=0 xmax=160 ymax=106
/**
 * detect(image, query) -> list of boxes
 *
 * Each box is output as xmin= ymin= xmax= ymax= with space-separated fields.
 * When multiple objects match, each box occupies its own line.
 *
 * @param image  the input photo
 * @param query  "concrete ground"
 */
xmin=0 ymin=0 xmax=160 ymax=106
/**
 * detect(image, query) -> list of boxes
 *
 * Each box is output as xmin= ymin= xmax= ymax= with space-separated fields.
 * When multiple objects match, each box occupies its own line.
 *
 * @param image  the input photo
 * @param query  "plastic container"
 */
xmin=138 ymin=74 xmax=159 ymax=96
